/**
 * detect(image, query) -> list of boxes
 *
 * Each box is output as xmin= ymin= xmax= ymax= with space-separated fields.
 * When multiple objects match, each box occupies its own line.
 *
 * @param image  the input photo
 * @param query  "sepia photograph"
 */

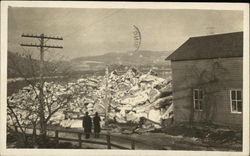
xmin=0 ymin=1 xmax=249 ymax=156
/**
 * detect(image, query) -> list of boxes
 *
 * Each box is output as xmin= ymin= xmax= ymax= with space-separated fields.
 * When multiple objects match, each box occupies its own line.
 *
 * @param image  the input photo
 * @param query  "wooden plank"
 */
xmin=55 ymin=130 xmax=59 ymax=147
xmin=47 ymin=128 xmax=84 ymax=134
xmin=78 ymin=133 xmax=82 ymax=148
xmin=48 ymin=136 xmax=130 ymax=149
xmin=106 ymin=135 xmax=111 ymax=149
xmin=131 ymin=140 xmax=135 ymax=150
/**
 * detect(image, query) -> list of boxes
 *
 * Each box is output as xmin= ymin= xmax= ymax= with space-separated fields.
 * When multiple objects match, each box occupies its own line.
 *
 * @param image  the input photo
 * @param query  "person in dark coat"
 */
xmin=82 ymin=112 xmax=92 ymax=139
xmin=93 ymin=112 xmax=101 ymax=138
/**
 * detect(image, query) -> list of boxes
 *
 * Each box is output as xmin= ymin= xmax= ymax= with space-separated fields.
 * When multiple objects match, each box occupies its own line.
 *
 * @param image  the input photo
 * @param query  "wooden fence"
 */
xmin=49 ymin=129 xmax=134 ymax=149
xmin=12 ymin=126 xmax=137 ymax=149
xmin=12 ymin=126 xmax=166 ymax=150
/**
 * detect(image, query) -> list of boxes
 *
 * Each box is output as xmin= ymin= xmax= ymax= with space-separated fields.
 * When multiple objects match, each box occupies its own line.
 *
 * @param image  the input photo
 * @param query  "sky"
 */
xmin=8 ymin=7 xmax=243 ymax=60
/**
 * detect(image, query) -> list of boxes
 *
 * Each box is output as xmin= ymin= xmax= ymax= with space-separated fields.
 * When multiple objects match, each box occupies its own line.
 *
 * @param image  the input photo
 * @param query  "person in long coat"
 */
xmin=82 ymin=112 xmax=92 ymax=139
xmin=93 ymin=112 xmax=101 ymax=138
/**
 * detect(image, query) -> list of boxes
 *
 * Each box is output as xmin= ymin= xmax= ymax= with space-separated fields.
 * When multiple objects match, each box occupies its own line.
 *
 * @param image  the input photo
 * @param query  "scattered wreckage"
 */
xmin=7 ymin=68 xmax=173 ymax=132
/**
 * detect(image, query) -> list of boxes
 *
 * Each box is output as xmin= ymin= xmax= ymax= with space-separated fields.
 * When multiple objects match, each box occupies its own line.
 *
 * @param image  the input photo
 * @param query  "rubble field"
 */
xmin=7 ymin=68 xmax=173 ymax=129
xmin=8 ymin=67 xmax=242 ymax=150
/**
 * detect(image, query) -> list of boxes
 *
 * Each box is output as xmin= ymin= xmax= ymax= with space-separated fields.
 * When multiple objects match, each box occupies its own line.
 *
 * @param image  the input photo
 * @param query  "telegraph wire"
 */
xmin=64 ymin=9 xmax=123 ymax=38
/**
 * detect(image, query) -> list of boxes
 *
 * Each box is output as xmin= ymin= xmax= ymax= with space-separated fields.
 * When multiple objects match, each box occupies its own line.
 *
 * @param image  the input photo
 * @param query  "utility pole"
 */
xmin=105 ymin=65 xmax=110 ymax=125
xmin=20 ymin=33 xmax=63 ymax=141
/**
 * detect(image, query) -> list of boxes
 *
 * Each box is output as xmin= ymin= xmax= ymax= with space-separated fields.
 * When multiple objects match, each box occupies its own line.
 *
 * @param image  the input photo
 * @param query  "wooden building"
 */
xmin=166 ymin=32 xmax=243 ymax=127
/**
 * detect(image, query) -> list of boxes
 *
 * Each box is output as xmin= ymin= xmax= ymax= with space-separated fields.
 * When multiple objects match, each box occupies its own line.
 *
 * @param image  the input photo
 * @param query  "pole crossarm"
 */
xmin=21 ymin=34 xmax=63 ymax=40
xmin=20 ymin=43 xmax=63 ymax=49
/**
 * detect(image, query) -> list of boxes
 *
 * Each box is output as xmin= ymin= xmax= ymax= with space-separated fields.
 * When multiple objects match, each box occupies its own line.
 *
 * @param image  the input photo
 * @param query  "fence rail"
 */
xmin=12 ymin=126 xmax=136 ymax=149
xmin=48 ymin=129 xmax=133 ymax=149
xmin=12 ymin=125 xmax=169 ymax=150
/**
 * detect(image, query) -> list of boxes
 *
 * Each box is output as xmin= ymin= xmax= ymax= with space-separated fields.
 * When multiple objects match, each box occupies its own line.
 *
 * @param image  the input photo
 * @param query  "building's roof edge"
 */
xmin=190 ymin=31 xmax=243 ymax=39
xmin=165 ymin=31 xmax=243 ymax=61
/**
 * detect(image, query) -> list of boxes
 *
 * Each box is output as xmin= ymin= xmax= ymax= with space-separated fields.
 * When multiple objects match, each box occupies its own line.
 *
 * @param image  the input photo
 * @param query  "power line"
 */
xmin=64 ymin=9 xmax=123 ymax=38
xmin=206 ymin=27 xmax=215 ymax=35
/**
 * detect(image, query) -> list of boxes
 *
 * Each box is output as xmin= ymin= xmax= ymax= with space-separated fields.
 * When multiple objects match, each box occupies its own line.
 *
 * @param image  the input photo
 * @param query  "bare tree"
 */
xmin=7 ymin=50 xmax=75 ymax=146
xmin=184 ymin=60 xmax=228 ymax=123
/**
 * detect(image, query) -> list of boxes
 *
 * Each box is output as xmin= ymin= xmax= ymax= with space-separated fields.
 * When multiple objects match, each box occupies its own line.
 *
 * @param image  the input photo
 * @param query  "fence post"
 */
xmin=106 ymin=135 xmax=111 ymax=149
xmin=78 ymin=133 xmax=82 ymax=148
xmin=14 ymin=126 xmax=18 ymax=132
xmin=55 ymin=130 xmax=59 ymax=147
xmin=131 ymin=140 xmax=135 ymax=150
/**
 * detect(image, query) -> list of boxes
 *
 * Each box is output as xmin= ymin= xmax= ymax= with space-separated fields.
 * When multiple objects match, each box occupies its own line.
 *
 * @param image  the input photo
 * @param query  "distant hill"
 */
xmin=71 ymin=50 xmax=172 ymax=71
xmin=8 ymin=50 xmax=172 ymax=77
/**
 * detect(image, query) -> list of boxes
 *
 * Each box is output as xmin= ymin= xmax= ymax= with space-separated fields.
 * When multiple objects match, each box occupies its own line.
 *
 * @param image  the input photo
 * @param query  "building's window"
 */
xmin=193 ymin=89 xmax=203 ymax=111
xmin=230 ymin=90 xmax=242 ymax=113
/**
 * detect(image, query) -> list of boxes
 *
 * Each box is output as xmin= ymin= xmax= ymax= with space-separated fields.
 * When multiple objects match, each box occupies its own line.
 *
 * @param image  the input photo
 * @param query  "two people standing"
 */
xmin=82 ymin=112 xmax=101 ymax=139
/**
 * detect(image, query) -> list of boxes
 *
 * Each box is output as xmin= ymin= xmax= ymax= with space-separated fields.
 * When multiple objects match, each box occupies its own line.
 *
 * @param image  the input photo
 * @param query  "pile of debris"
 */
xmin=105 ymin=68 xmax=173 ymax=125
xmin=7 ymin=67 xmax=173 ymax=130
xmin=63 ymin=67 xmax=173 ymax=128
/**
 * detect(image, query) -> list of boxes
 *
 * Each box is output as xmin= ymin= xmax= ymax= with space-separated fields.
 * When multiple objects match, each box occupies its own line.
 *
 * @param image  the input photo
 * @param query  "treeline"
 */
xmin=7 ymin=51 xmax=171 ymax=79
xmin=7 ymin=51 xmax=72 ymax=78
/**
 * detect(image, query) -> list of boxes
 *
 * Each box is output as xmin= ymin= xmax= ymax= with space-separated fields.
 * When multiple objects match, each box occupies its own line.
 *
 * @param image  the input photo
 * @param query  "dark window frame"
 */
xmin=230 ymin=89 xmax=242 ymax=114
xmin=193 ymin=89 xmax=203 ymax=111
